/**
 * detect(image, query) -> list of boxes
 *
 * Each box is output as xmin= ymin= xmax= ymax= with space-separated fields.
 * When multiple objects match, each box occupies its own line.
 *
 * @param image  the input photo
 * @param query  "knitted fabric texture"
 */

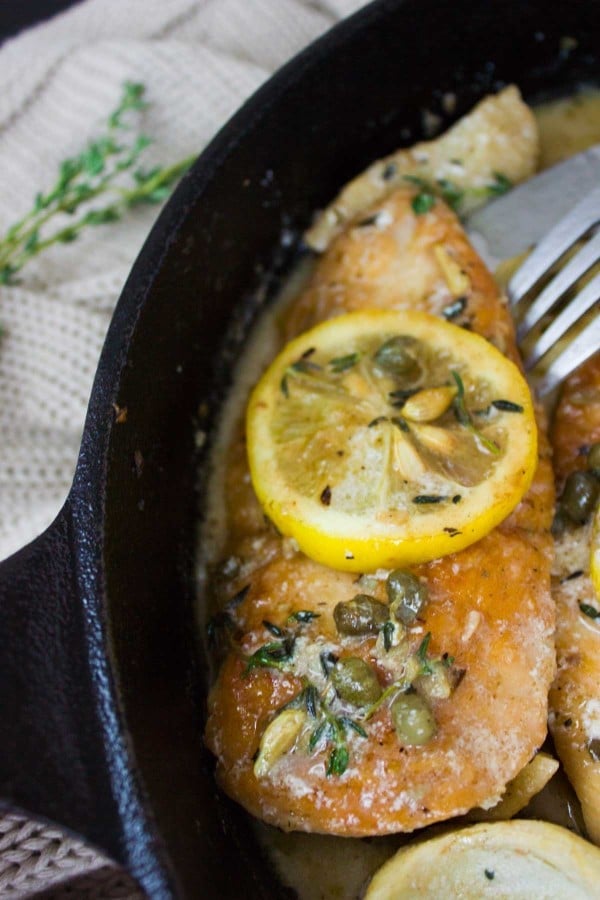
xmin=0 ymin=0 xmax=367 ymax=895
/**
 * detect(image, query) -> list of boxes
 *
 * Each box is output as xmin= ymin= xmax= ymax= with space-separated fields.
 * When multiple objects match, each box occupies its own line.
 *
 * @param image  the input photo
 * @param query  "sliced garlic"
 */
xmin=413 ymin=659 xmax=455 ymax=701
xmin=402 ymin=385 xmax=457 ymax=422
xmin=254 ymin=708 xmax=306 ymax=778
xmin=434 ymin=244 xmax=470 ymax=298
xmin=468 ymin=752 xmax=559 ymax=822
xmin=392 ymin=431 xmax=427 ymax=480
xmin=411 ymin=422 xmax=461 ymax=455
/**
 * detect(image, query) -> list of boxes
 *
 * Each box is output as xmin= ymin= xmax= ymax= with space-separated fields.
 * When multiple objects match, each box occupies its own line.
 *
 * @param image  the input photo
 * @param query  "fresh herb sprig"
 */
xmin=298 ymin=683 xmax=366 ymax=777
xmin=0 ymin=81 xmax=196 ymax=285
xmin=243 ymin=610 xmax=320 ymax=675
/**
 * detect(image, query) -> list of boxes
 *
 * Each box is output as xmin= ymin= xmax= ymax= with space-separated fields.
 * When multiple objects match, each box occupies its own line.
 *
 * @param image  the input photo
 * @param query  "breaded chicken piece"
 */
xmin=204 ymin=186 xmax=555 ymax=835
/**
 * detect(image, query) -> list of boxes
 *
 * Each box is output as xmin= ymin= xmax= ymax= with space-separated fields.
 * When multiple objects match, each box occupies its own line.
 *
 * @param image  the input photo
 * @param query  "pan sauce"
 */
xmin=198 ymin=87 xmax=600 ymax=899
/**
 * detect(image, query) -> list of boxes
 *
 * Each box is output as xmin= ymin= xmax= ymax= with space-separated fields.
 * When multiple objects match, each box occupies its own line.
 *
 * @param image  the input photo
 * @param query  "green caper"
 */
xmin=334 ymin=594 xmax=389 ymax=636
xmin=331 ymin=657 xmax=382 ymax=707
xmin=386 ymin=570 xmax=428 ymax=625
xmin=373 ymin=336 xmax=422 ymax=382
xmin=391 ymin=692 xmax=436 ymax=745
xmin=559 ymin=470 xmax=600 ymax=525
xmin=587 ymin=443 xmax=600 ymax=473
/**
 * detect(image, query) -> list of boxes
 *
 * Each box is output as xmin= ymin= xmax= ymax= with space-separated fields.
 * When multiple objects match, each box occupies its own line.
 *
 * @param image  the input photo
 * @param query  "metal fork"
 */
xmin=508 ymin=185 xmax=600 ymax=397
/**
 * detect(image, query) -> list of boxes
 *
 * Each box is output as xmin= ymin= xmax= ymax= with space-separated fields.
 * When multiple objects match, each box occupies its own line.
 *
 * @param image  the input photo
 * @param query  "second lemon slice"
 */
xmin=247 ymin=309 xmax=537 ymax=572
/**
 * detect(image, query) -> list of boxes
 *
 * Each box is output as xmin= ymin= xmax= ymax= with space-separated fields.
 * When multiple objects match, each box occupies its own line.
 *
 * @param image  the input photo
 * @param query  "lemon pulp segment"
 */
xmin=246 ymin=310 xmax=537 ymax=572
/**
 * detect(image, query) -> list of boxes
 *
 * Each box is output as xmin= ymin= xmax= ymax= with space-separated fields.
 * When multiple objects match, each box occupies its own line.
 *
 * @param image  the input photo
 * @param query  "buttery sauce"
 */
xmin=535 ymin=89 xmax=600 ymax=168
xmin=198 ymin=88 xmax=600 ymax=900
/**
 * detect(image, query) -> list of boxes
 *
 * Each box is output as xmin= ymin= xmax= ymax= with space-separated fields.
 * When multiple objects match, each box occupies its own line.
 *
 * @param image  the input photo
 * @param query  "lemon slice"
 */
xmin=364 ymin=820 xmax=600 ymax=899
xmin=590 ymin=503 xmax=600 ymax=601
xmin=246 ymin=310 xmax=537 ymax=572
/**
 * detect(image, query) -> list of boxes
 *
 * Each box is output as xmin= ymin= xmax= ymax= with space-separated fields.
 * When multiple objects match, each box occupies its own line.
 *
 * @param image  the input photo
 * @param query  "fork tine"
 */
xmin=508 ymin=185 xmax=600 ymax=307
xmin=536 ymin=315 xmax=600 ymax=397
xmin=517 ymin=230 xmax=600 ymax=341
xmin=525 ymin=271 xmax=600 ymax=370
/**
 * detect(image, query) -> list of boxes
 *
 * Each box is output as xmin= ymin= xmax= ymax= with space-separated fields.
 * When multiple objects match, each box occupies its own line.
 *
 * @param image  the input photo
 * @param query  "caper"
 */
xmin=559 ymin=470 xmax=600 ymax=525
xmin=373 ymin=336 xmax=422 ymax=382
xmin=391 ymin=692 xmax=436 ymax=745
xmin=331 ymin=657 xmax=382 ymax=707
xmin=334 ymin=594 xmax=389 ymax=636
xmin=587 ymin=443 xmax=600 ymax=472
xmin=386 ymin=570 xmax=428 ymax=625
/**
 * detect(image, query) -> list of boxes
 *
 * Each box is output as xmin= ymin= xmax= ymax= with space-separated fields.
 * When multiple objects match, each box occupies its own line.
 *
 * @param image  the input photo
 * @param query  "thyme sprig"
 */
xmin=304 ymin=684 xmax=366 ymax=777
xmin=245 ymin=638 xmax=296 ymax=674
xmin=0 ymin=81 xmax=196 ymax=285
xmin=275 ymin=680 xmax=366 ymax=777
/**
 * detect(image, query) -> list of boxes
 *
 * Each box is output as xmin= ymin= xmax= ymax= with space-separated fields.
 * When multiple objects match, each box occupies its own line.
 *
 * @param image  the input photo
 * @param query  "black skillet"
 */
xmin=0 ymin=0 xmax=598 ymax=896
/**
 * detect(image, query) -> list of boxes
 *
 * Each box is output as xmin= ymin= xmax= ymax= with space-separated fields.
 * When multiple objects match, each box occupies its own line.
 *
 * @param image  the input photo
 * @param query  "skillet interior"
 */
xmin=100 ymin=0 xmax=600 ymax=895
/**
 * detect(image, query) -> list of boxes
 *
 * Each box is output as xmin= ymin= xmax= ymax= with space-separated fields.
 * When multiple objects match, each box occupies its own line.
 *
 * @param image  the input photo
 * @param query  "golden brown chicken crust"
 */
xmin=206 ymin=530 xmax=554 ymax=835
xmin=285 ymin=189 xmax=516 ymax=354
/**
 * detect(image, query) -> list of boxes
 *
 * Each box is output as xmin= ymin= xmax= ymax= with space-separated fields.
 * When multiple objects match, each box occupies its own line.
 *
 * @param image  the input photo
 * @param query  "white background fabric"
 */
xmin=0 ymin=0 xmax=369 ymax=561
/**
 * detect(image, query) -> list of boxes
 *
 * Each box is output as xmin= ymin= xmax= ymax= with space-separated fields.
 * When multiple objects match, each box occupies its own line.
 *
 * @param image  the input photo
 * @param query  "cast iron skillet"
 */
xmin=0 ymin=0 xmax=598 ymax=896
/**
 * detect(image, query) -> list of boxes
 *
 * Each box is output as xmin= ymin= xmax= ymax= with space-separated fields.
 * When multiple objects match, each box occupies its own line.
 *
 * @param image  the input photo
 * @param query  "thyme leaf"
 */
xmin=206 ymin=611 xmax=235 ymax=648
xmin=327 ymin=745 xmax=350 ymax=777
xmin=452 ymin=370 xmax=500 ymax=455
xmin=382 ymin=620 xmax=395 ymax=651
xmin=304 ymin=684 xmax=319 ymax=718
xmin=580 ymin=602 xmax=600 ymax=620
xmin=263 ymin=620 xmax=285 ymax=637
xmin=436 ymin=178 xmax=464 ymax=210
xmin=487 ymin=172 xmax=512 ymax=196
xmin=416 ymin=632 xmax=434 ymax=675
xmin=320 ymin=650 xmax=338 ymax=677
xmin=341 ymin=718 xmax=368 ymax=739
xmin=329 ymin=352 xmax=360 ymax=373
xmin=309 ymin=720 xmax=329 ymax=751
xmin=290 ymin=359 xmax=322 ymax=375
xmin=244 ymin=637 xmax=295 ymax=674
xmin=288 ymin=610 xmax=321 ymax=624
xmin=442 ymin=296 xmax=467 ymax=320
xmin=412 ymin=191 xmax=436 ymax=215
xmin=491 ymin=399 xmax=524 ymax=413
